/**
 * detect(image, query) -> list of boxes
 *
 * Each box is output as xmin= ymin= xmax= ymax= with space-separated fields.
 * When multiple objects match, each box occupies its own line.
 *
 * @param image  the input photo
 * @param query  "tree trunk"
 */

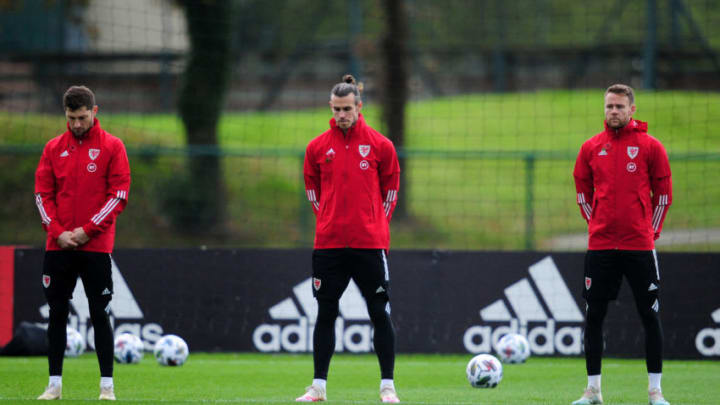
xmin=381 ymin=0 xmax=409 ymax=219
xmin=176 ymin=0 xmax=233 ymax=232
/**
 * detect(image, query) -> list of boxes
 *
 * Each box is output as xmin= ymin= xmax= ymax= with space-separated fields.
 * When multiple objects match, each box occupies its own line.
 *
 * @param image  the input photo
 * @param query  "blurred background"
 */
xmin=1 ymin=0 xmax=719 ymax=251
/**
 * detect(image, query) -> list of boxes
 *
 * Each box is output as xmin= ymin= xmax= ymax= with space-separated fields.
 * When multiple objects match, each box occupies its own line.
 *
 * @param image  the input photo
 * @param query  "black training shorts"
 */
xmin=311 ymin=248 xmax=390 ymax=302
xmin=42 ymin=250 xmax=113 ymax=302
xmin=583 ymin=249 xmax=660 ymax=304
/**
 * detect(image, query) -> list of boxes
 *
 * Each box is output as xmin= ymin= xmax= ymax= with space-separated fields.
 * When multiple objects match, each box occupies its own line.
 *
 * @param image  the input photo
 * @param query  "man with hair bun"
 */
xmin=297 ymin=75 xmax=401 ymax=403
xmin=572 ymin=84 xmax=672 ymax=405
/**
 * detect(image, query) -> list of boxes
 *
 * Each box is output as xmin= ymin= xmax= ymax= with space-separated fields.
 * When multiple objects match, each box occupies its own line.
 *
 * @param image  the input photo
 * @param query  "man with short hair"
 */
xmin=35 ymin=85 xmax=130 ymax=401
xmin=297 ymin=75 xmax=401 ymax=403
xmin=572 ymin=84 xmax=672 ymax=405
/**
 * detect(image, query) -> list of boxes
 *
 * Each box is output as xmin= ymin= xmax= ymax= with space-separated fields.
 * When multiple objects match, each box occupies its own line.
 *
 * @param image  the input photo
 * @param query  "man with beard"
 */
xmin=572 ymin=84 xmax=672 ymax=405
xmin=35 ymin=86 xmax=130 ymax=401
xmin=297 ymin=75 xmax=401 ymax=403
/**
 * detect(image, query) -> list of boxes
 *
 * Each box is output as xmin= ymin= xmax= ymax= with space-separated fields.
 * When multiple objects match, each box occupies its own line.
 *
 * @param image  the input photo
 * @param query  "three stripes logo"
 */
xmin=253 ymin=278 xmax=372 ymax=353
xmin=463 ymin=256 xmax=584 ymax=355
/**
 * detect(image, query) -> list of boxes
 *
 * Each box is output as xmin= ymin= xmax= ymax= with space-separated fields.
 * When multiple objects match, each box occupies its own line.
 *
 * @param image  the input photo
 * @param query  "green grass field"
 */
xmin=2 ymin=90 xmax=719 ymax=250
xmin=1 ymin=353 xmax=718 ymax=404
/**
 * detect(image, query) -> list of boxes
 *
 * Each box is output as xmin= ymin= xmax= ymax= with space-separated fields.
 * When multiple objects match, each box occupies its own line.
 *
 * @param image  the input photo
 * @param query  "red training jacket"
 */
xmin=34 ymin=118 xmax=131 ymax=253
xmin=574 ymin=119 xmax=672 ymax=250
xmin=304 ymin=114 xmax=400 ymax=249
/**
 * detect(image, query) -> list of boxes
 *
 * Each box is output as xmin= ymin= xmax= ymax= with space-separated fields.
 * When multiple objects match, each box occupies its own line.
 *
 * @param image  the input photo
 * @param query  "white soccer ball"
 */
xmin=153 ymin=334 xmax=189 ymax=366
xmin=114 ymin=333 xmax=144 ymax=364
xmin=466 ymin=354 xmax=503 ymax=388
xmin=65 ymin=327 xmax=85 ymax=357
xmin=496 ymin=333 xmax=531 ymax=364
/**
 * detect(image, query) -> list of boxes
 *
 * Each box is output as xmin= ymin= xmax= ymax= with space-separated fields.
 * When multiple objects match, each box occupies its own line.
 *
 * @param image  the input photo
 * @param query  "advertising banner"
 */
xmin=7 ymin=249 xmax=720 ymax=358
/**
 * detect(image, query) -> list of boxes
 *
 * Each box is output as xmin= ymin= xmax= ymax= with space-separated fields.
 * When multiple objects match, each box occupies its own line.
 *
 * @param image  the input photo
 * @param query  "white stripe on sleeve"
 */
xmin=652 ymin=206 xmax=665 ymax=231
xmin=35 ymin=193 xmax=52 ymax=225
xmin=651 ymin=194 xmax=668 ymax=230
xmin=91 ymin=198 xmax=121 ymax=225
xmin=581 ymin=203 xmax=592 ymax=219
xmin=577 ymin=193 xmax=592 ymax=219
xmin=306 ymin=189 xmax=319 ymax=211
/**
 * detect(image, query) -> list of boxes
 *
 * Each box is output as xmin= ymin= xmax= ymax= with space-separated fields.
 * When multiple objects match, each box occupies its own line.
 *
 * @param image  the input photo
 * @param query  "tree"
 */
xmin=175 ymin=0 xmax=233 ymax=232
xmin=381 ymin=0 xmax=409 ymax=218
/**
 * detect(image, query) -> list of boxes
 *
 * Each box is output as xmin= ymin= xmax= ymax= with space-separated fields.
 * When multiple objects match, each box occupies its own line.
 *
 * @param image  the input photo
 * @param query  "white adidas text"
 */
xmin=253 ymin=278 xmax=374 ymax=353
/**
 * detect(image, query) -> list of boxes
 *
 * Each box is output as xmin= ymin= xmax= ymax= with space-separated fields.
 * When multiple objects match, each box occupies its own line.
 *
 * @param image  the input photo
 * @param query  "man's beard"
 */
xmin=608 ymin=118 xmax=629 ymax=129
xmin=72 ymin=127 xmax=89 ymax=137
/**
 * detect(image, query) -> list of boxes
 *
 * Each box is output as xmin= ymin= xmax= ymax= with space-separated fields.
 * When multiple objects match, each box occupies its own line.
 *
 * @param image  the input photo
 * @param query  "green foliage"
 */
xmin=0 ymin=354 xmax=718 ymax=404
xmin=405 ymin=0 xmax=720 ymax=50
xmin=216 ymin=1 xmax=720 ymax=54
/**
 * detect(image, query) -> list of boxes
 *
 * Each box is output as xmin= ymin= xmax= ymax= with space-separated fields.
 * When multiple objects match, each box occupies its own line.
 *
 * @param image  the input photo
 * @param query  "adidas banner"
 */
xmin=6 ymin=249 xmax=720 ymax=358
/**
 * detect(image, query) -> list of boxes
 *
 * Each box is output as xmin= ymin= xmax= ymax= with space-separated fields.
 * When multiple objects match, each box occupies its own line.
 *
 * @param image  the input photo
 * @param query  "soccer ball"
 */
xmin=496 ymin=333 xmax=531 ymax=363
xmin=466 ymin=354 xmax=503 ymax=388
xmin=153 ymin=334 xmax=189 ymax=366
xmin=114 ymin=333 xmax=144 ymax=364
xmin=65 ymin=327 xmax=85 ymax=357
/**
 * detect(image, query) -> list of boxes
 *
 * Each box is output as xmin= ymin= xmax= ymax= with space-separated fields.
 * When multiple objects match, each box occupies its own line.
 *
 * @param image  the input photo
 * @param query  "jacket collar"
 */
xmin=604 ymin=118 xmax=647 ymax=137
xmin=329 ymin=113 xmax=367 ymax=137
xmin=66 ymin=117 xmax=102 ymax=140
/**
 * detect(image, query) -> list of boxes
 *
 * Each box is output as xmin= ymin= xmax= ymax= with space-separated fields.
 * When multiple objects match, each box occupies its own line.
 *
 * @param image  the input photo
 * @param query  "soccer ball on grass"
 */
xmin=114 ymin=333 xmax=144 ymax=364
xmin=496 ymin=333 xmax=531 ymax=363
xmin=65 ymin=327 xmax=85 ymax=357
xmin=153 ymin=334 xmax=189 ymax=366
xmin=466 ymin=353 xmax=503 ymax=388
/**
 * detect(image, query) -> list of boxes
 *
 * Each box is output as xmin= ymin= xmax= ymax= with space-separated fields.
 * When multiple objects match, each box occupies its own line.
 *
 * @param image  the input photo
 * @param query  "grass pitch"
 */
xmin=0 ymin=353 xmax=718 ymax=404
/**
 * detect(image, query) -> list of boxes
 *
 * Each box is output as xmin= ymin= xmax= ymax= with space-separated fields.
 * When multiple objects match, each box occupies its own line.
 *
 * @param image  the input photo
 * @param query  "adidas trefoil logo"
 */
xmin=463 ymin=256 xmax=584 ymax=355
xmin=101 ymin=288 xmax=112 ymax=295
xmin=376 ymin=286 xmax=385 ymax=294
xmin=253 ymin=278 xmax=372 ymax=353
xmin=60 ymin=150 xmax=69 ymax=157
xmin=648 ymin=283 xmax=658 ymax=291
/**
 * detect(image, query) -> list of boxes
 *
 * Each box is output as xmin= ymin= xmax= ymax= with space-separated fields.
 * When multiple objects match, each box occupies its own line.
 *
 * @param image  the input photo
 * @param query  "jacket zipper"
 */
xmin=343 ymin=128 xmax=351 ymax=248
xmin=613 ymin=129 xmax=619 ymax=249
xmin=74 ymin=137 xmax=82 ymax=229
